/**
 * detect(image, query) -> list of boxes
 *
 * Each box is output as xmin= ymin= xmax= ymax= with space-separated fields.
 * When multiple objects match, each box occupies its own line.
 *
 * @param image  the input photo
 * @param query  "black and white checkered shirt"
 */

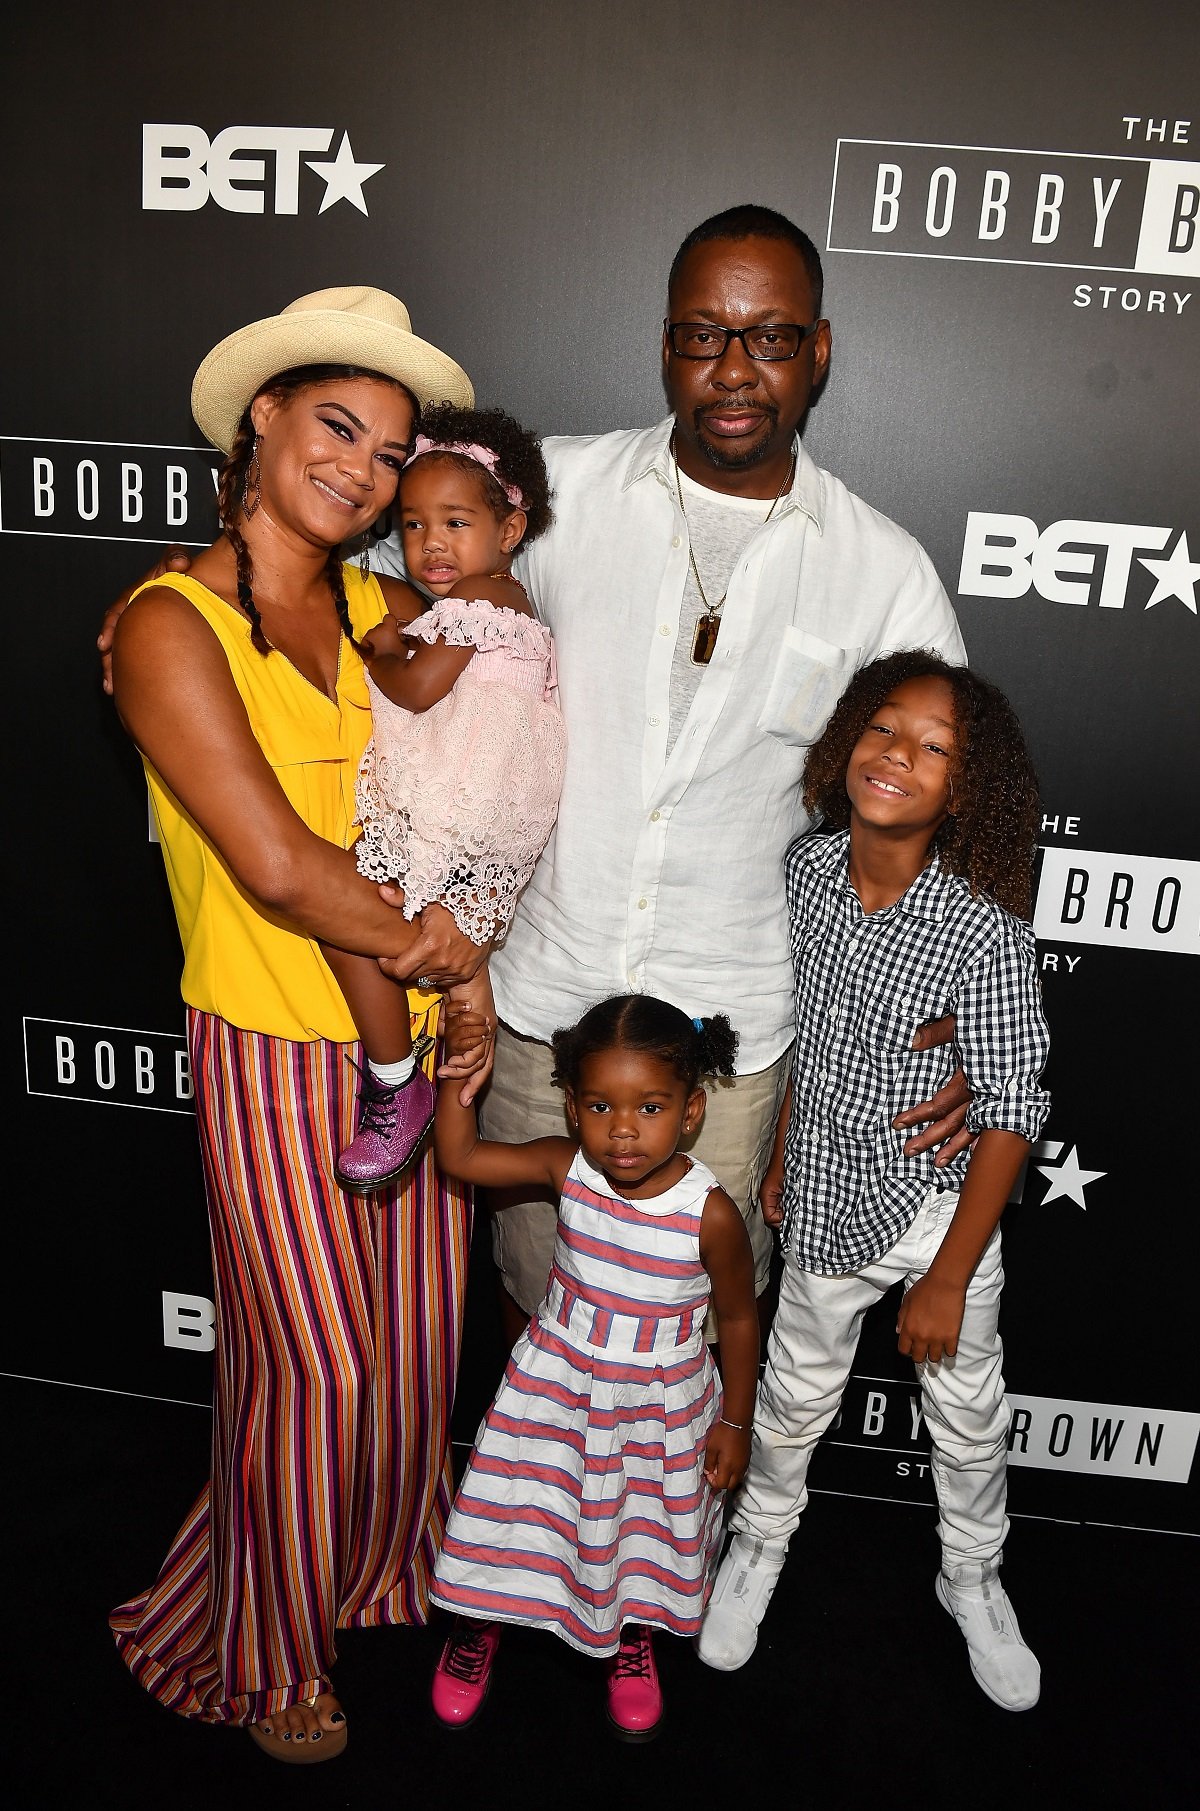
xmin=781 ymin=830 xmax=1050 ymax=1275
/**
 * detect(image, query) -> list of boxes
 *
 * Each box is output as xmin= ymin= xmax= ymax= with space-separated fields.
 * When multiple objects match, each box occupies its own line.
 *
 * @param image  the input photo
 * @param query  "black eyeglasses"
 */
xmin=665 ymin=320 xmax=820 ymax=361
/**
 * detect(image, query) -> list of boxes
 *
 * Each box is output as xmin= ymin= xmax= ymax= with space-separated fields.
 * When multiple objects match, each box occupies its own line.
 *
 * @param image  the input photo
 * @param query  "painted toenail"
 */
xmin=330 ymin=1712 xmax=346 ymax=1724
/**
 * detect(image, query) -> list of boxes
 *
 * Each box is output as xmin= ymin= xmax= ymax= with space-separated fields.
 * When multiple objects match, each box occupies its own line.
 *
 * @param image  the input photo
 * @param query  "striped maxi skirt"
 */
xmin=109 ymin=1004 xmax=470 ymax=1725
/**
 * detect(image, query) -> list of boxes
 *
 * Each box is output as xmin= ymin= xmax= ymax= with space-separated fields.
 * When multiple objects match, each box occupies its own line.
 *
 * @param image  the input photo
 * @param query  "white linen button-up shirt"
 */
xmin=373 ymin=417 xmax=965 ymax=1070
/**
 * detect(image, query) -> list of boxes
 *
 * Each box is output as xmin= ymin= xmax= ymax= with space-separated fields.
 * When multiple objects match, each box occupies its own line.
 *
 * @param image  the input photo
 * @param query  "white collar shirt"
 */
xmin=372 ymin=417 xmax=966 ymax=1069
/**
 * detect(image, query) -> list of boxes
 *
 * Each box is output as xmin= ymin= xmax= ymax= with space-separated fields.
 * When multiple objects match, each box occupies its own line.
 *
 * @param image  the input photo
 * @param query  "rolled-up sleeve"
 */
xmin=957 ymin=919 xmax=1050 ymax=1143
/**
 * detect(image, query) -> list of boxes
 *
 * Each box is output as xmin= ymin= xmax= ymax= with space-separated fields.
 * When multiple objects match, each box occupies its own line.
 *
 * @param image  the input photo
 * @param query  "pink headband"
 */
xmin=410 ymin=435 xmax=524 ymax=508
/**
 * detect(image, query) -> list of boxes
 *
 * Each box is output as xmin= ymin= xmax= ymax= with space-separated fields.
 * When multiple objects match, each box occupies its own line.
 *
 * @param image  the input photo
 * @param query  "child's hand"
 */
xmin=702 ymin=1421 xmax=751 ymax=1492
xmin=436 ymin=971 xmax=497 ymax=1104
xmin=896 ymin=1272 xmax=966 ymax=1365
xmin=759 ymin=1161 xmax=786 ymax=1228
xmin=360 ymin=615 xmax=408 ymax=662
xmin=439 ymin=1003 xmax=492 ymax=1066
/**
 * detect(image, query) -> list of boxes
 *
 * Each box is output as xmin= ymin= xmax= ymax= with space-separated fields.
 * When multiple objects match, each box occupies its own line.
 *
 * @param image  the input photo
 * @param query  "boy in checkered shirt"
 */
xmin=698 ymin=650 xmax=1050 ymax=1711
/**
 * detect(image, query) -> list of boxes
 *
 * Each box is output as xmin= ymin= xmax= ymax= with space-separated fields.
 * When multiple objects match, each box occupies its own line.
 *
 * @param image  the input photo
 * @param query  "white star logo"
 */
xmin=1036 ymin=1143 xmax=1107 ymax=1210
xmin=1138 ymin=531 xmax=1200 ymax=614
xmin=305 ymin=133 xmax=384 ymax=216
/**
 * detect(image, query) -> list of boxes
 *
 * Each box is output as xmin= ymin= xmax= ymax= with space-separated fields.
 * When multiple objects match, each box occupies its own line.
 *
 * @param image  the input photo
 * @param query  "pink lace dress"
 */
xmin=354 ymin=599 xmax=567 ymax=944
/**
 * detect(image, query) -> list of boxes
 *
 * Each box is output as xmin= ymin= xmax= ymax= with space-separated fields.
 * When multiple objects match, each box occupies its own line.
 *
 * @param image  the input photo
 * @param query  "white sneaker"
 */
xmin=696 ymin=1534 xmax=787 ymax=1671
xmin=936 ymin=1572 xmax=1041 ymax=1711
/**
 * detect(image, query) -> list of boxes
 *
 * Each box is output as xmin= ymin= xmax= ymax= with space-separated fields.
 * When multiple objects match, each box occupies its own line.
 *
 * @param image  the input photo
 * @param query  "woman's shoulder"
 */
xmin=119 ymin=570 xmax=242 ymax=654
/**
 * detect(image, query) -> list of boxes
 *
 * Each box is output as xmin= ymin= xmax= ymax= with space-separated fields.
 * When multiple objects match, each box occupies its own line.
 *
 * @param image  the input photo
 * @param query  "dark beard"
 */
xmin=691 ymin=404 xmax=781 ymax=469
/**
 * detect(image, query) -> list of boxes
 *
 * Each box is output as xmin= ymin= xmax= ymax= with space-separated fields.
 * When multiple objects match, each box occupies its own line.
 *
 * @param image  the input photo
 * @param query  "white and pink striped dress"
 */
xmin=431 ymin=1151 xmax=726 ymax=1655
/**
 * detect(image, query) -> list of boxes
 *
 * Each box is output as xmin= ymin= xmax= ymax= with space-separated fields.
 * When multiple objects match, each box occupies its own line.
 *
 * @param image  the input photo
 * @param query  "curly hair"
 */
xmin=801 ymin=651 xmax=1041 ymax=919
xmin=217 ymin=362 xmax=415 ymax=656
xmin=406 ymin=402 xmax=553 ymax=546
xmin=550 ymin=995 xmax=739 ymax=1093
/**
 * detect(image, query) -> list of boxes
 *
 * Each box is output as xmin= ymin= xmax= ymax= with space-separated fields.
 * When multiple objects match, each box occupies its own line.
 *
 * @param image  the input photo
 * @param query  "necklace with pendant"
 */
xmin=672 ymin=441 xmax=795 ymax=664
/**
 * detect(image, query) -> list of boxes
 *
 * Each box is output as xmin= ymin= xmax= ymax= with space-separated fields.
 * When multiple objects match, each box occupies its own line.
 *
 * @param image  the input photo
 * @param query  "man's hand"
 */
xmin=896 ymin=1272 xmax=966 ymax=1366
xmin=893 ymin=1014 xmax=972 ymax=1166
xmin=377 ymin=899 xmax=490 ymax=991
xmin=99 ymin=546 xmax=193 ymax=694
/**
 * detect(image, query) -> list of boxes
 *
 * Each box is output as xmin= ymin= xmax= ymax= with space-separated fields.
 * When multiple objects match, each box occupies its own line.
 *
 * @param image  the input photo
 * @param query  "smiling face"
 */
xmin=398 ymin=456 xmax=524 ymax=595
xmin=249 ymin=376 xmax=414 ymax=548
xmin=845 ymin=675 xmax=958 ymax=839
xmin=664 ymin=234 xmax=831 ymax=494
xmin=566 ymin=1046 xmax=705 ymax=1199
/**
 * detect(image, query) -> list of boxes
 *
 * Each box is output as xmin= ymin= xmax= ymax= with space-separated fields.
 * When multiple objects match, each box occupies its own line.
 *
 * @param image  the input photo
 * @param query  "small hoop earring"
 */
xmin=242 ymin=435 xmax=261 ymax=518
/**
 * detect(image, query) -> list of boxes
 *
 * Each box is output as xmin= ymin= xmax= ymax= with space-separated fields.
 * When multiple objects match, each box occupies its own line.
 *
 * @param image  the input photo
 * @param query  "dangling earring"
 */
xmin=242 ymin=434 xmax=261 ymax=518
xmin=359 ymin=531 xmax=372 ymax=577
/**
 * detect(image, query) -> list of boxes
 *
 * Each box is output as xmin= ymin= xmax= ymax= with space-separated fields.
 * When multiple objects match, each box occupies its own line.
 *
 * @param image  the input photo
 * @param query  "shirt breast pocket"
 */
xmin=757 ymin=627 xmax=861 ymax=746
xmin=857 ymin=987 xmax=951 ymax=1058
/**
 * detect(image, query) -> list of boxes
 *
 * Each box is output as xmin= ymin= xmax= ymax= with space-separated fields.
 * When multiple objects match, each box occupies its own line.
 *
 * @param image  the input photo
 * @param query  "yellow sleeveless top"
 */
xmin=136 ymin=566 xmax=419 ymax=1043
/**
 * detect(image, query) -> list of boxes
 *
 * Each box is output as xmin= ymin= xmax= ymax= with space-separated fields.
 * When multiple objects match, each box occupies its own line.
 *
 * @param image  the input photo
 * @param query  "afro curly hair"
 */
xmin=550 ymin=995 xmax=739 ymax=1094
xmin=405 ymin=402 xmax=552 ymax=546
xmin=802 ymin=650 xmax=1041 ymax=919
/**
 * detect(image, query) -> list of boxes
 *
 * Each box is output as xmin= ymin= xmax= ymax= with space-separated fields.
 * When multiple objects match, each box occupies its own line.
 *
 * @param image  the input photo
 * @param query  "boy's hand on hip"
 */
xmin=896 ymin=1273 xmax=966 ymax=1366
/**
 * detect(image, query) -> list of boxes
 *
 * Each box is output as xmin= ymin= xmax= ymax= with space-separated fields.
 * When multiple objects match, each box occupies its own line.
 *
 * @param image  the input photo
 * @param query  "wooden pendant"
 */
xmin=691 ymin=612 xmax=720 ymax=665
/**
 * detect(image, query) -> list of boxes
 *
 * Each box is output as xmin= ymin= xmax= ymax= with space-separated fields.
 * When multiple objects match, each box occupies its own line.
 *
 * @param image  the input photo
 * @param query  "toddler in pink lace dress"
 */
xmin=322 ymin=406 xmax=565 ymax=1192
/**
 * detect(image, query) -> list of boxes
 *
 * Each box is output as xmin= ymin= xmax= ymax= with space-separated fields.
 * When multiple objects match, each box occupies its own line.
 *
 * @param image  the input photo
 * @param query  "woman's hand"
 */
xmin=377 ymin=900 xmax=491 ymax=990
xmin=98 ymin=546 xmax=193 ymax=694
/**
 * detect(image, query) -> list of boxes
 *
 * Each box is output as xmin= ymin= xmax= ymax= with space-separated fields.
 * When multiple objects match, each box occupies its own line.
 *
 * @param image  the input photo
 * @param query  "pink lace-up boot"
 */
xmin=605 ymin=1625 xmax=663 ymax=1741
xmin=431 ymin=1621 xmax=501 ymax=1728
xmin=334 ymin=1044 xmax=436 ymax=1195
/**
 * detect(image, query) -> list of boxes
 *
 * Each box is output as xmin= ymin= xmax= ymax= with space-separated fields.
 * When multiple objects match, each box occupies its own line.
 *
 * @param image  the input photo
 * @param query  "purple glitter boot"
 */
xmin=335 ymin=1048 xmax=436 ymax=1195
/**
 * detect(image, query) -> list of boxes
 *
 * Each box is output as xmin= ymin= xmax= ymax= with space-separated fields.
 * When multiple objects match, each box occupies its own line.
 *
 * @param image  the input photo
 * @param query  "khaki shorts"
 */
xmin=479 ymin=1021 xmax=791 ymax=1335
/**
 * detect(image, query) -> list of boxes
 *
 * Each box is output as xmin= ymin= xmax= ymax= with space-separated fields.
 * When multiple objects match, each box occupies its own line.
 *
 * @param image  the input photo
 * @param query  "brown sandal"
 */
xmin=248 ymin=1694 xmax=347 ymax=1764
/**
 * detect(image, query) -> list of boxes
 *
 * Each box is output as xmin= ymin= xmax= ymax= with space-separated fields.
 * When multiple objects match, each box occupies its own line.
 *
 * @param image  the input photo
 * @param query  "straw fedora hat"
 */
xmin=191 ymin=285 xmax=475 ymax=452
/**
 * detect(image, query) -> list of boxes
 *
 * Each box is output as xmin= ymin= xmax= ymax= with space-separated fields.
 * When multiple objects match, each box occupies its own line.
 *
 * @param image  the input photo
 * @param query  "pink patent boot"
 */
xmin=431 ymin=1620 xmax=501 ymax=1729
xmin=605 ymin=1624 xmax=663 ymax=1741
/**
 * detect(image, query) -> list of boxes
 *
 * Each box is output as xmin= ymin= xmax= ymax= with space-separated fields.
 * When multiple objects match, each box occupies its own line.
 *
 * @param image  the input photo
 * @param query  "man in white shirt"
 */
xmin=373 ymin=205 xmax=968 ymax=1340
xmin=102 ymin=206 xmax=968 ymax=1341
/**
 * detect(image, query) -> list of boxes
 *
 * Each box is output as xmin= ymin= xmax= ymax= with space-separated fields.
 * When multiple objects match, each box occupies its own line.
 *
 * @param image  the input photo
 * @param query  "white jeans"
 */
xmin=731 ymin=1185 xmax=1010 ymax=1584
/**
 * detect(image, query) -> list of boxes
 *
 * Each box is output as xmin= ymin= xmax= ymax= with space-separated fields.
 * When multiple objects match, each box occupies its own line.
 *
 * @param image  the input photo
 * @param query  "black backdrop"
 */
xmin=5 ymin=0 xmax=1196 ymax=1537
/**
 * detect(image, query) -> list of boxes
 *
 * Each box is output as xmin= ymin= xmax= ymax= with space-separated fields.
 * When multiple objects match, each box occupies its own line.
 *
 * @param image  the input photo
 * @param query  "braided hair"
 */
xmin=216 ymin=363 xmax=416 ymax=655
xmin=550 ymin=995 xmax=739 ymax=1093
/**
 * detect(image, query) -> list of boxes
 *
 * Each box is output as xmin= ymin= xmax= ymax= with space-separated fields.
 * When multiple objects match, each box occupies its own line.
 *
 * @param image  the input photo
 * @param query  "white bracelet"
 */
xmin=719 ymin=1416 xmax=748 ymax=1431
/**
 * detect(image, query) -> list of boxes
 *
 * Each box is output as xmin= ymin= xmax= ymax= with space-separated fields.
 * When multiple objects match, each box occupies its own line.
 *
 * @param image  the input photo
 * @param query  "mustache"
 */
xmin=695 ymin=399 xmax=779 ymax=424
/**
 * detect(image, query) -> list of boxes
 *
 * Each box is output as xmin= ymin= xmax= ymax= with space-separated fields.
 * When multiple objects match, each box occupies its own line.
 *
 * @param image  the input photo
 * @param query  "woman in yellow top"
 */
xmin=107 ymin=287 xmax=489 ymax=1763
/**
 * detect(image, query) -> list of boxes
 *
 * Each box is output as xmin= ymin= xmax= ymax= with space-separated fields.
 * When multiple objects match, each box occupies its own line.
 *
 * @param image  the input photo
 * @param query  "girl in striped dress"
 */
xmin=429 ymin=994 xmax=759 ymax=1741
